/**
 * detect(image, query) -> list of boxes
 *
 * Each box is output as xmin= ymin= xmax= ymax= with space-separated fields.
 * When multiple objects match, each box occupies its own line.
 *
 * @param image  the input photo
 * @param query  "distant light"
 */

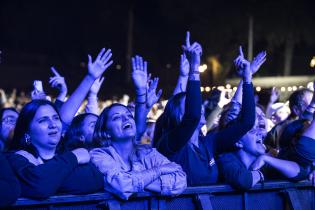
xmin=217 ymin=86 xmax=225 ymax=91
xmin=166 ymin=64 xmax=172 ymax=69
xmin=232 ymin=87 xmax=237 ymax=91
xmin=280 ymin=87 xmax=286 ymax=92
xmin=212 ymin=86 xmax=216 ymax=90
xmin=199 ymin=64 xmax=207 ymax=73
xmin=287 ymin=87 xmax=292 ymax=92
xmin=256 ymin=86 xmax=262 ymax=92
xmin=307 ymin=82 xmax=314 ymax=91
xmin=310 ymin=56 xmax=315 ymax=68
xmin=116 ymin=64 xmax=122 ymax=70
xmin=201 ymin=87 xmax=204 ymax=92
xmin=292 ymin=86 xmax=297 ymax=91
xmin=205 ymin=87 xmax=211 ymax=92
xmin=226 ymin=84 xmax=231 ymax=89
xmin=299 ymin=86 xmax=304 ymax=89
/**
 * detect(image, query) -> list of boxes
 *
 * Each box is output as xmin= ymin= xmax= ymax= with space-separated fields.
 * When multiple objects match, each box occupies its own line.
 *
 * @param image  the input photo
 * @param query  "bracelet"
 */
xmin=135 ymin=101 xmax=146 ymax=105
xmin=136 ymin=92 xmax=146 ymax=97
xmin=257 ymin=170 xmax=265 ymax=188
xmin=189 ymin=71 xmax=200 ymax=75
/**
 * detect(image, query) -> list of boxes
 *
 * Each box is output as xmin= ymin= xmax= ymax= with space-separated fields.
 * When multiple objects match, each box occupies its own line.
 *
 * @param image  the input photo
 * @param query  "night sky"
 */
xmin=1 ymin=0 xmax=315 ymax=99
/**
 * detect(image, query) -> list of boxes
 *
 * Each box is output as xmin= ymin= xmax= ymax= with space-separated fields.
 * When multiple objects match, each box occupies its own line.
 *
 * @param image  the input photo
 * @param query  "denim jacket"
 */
xmin=90 ymin=146 xmax=187 ymax=200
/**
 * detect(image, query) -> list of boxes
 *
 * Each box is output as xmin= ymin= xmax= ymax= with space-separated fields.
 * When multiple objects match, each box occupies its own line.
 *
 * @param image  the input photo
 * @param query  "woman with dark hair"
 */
xmin=6 ymin=100 xmax=103 ymax=199
xmin=5 ymin=49 xmax=113 ymax=199
xmin=90 ymin=56 xmax=186 ymax=200
xmin=63 ymin=113 xmax=98 ymax=151
xmin=154 ymin=36 xmax=264 ymax=186
xmin=0 ymin=107 xmax=18 ymax=151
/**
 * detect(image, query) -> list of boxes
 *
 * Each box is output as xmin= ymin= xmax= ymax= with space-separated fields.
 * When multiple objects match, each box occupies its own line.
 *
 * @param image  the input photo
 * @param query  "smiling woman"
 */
xmin=6 ymin=100 xmax=104 ymax=199
xmin=90 ymin=103 xmax=187 ymax=200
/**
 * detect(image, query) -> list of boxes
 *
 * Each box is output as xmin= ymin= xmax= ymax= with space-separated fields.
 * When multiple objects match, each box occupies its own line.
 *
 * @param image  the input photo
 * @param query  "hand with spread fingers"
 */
xmin=88 ymin=48 xmax=113 ymax=80
xmin=131 ymin=55 xmax=148 ymax=95
xmin=147 ymin=77 xmax=162 ymax=109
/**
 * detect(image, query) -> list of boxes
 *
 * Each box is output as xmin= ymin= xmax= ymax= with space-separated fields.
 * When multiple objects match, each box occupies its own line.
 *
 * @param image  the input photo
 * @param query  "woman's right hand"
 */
xmin=72 ymin=148 xmax=90 ymax=164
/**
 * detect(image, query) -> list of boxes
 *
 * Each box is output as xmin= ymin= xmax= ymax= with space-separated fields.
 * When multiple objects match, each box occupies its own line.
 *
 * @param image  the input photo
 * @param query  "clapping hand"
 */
xmin=88 ymin=48 xmax=113 ymax=80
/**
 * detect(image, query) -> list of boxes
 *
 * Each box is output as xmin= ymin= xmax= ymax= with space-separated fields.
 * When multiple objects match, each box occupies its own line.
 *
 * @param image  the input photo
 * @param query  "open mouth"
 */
xmin=122 ymin=122 xmax=132 ymax=130
xmin=48 ymin=131 xmax=59 ymax=136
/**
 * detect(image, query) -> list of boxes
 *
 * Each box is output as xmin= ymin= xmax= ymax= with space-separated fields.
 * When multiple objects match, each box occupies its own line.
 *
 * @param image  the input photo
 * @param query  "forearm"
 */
xmin=135 ymin=89 xmax=147 ymax=141
xmin=85 ymin=93 xmax=99 ymax=115
xmin=173 ymin=75 xmax=188 ymax=95
xmin=251 ymin=170 xmax=262 ymax=187
xmin=59 ymin=75 xmax=95 ymax=124
xmin=56 ymin=91 xmax=67 ymax=102
xmin=264 ymin=155 xmax=300 ymax=178
xmin=231 ymin=80 xmax=243 ymax=104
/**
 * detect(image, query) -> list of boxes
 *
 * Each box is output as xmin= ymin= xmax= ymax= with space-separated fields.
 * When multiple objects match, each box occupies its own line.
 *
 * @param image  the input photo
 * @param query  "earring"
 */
xmin=24 ymin=134 xmax=31 ymax=145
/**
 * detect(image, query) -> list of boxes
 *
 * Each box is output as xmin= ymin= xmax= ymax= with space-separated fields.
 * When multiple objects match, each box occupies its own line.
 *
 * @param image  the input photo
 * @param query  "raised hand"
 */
xmin=269 ymin=87 xmax=280 ymax=104
xmin=90 ymin=77 xmax=105 ymax=95
xmin=147 ymin=77 xmax=162 ymax=109
xmin=234 ymin=46 xmax=252 ymax=82
xmin=88 ymin=48 xmax=113 ymax=80
xmin=132 ymin=55 xmax=148 ymax=94
xmin=49 ymin=67 xmax=68 ymax=99
xmin=250 ymin=51 xmax=266 ymax=74
xmin=180 ymin=54 xmax=189 ymax=77
xmin=182 ymin=31 xmax=202 ymax=71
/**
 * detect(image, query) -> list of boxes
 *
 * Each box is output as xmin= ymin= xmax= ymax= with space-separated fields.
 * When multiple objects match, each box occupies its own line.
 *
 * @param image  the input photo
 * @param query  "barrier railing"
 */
xmin=10 ymin=180 xmax=315 ymax=210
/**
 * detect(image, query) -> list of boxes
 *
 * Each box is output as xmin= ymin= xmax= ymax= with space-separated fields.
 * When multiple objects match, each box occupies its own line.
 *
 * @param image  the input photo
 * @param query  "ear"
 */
xmin=291 ymin=105 xmax=300 ymax=117
xmin=79 ymin=135 xmax=85 ymax=142
xmin=235 ymin=141 xmax=243 ymax=149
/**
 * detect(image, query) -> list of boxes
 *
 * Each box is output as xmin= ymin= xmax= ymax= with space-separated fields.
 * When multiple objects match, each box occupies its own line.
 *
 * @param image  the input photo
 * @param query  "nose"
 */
xmin=48 ymin=119 xmax=57 ymax=128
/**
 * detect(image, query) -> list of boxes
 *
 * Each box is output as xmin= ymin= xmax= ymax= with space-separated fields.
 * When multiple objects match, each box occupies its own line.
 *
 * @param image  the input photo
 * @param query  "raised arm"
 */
xmin=85 ymin=77 xmax=104 ymax=115
xmin=173 ymin=54 xmax=189 ymax=95
xmin=59 ymin=48 xmax=113 ymax=124
xmin=157 ymin=32 xmax=202 ymax=154
xmin=214 ymin=47 xmax=266 ymax=153
xmin=132 ymin=55 xmax=149 ymax=141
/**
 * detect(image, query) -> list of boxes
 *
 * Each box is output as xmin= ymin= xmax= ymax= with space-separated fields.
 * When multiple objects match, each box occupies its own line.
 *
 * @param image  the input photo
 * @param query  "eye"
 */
xmin=113 ymin=115 xmax=120 ymax=120
xmin=53 ymin=115 xmax=60 ymax=121
xmin=38 ymin=118 xmax=47 ymax=124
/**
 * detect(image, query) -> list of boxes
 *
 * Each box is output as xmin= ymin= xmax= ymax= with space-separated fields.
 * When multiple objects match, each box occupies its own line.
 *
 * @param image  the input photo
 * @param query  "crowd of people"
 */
xmin=1 ymin=32 xmax=315 ymax=207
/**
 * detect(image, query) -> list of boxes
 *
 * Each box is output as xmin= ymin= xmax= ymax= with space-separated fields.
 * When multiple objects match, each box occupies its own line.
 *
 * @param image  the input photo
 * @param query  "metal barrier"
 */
xmin=9 ymin=180 xmax=315 ymax=210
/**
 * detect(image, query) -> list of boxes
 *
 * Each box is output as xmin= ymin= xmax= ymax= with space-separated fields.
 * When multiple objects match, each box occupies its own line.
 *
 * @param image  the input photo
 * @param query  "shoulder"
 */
xmin=217 ymin=152 xmax=239 ymax=164
xmin=13 ymin=150 xmax=42 ymax=165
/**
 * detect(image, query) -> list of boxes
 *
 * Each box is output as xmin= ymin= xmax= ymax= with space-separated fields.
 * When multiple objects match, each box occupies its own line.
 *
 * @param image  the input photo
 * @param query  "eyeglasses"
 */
xmin=2 ymin=116 xmax=17 ymax=125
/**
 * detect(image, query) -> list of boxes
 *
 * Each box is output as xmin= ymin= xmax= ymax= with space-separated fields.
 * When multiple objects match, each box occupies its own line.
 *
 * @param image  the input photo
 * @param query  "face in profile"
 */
xmin=1 ymin=109 xmax=19 ymax=142
xmin=105 ymin=105 xmax=136 ymax=141
xmin=28 ymin=105 xmax=62 ymax=151
xmin=81 ymin=114 xmax=98 ymax=144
